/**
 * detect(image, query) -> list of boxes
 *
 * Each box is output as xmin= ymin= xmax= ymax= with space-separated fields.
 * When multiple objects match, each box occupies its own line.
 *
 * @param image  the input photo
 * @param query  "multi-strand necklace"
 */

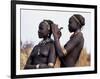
xmin=37 ymin=38 xmax=51 ymax=56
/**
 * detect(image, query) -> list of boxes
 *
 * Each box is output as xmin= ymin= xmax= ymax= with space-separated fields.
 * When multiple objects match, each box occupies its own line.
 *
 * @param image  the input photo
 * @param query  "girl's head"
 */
xmin=38 ymin=20 xmax=54 ymax=39
xmin=68 ymin=14 xmax=85 ymax=32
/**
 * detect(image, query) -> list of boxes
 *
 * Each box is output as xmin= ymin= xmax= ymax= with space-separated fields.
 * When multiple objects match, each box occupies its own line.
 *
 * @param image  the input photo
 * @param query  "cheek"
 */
xmin=43 ymin=30 xmax=49 ymax=36
xmin=69 ymin=23 xmax=74 ymax=29
xmin=68 ymin=23 xmax=78 ymax=32
xmin=70 ymin=23 xmax=77 ymax=28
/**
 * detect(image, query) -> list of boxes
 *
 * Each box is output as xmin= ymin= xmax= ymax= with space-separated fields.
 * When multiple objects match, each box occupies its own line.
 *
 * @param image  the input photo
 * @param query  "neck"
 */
xmin=43 ymin=37 xmax=49 ymax=40
xmin=74 ymin=29 xmax=81 ymax=34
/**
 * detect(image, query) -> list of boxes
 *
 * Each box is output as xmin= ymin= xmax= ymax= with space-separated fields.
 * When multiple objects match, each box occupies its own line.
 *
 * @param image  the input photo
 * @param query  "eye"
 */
xmin=39 ymin=25 xmax=44 ymax=30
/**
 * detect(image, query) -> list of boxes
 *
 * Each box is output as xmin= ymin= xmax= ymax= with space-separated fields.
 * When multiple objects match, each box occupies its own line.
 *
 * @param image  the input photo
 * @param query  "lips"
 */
xmin=38 ymin=32 xmax=43 ymax=38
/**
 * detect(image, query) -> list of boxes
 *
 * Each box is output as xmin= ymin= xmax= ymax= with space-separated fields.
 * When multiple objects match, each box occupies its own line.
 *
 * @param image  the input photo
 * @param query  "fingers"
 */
xmin=59 ymin=27 xmax=63 ymax=30
xmin=51 ymin=24 xmax=59 ymax=31
xmin=51 ymin=24 xmax=57 ymax=32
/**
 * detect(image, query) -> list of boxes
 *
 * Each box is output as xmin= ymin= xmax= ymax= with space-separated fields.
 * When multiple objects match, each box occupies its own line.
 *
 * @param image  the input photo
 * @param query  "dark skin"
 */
xmin=24 ymin=21 xmax=56 ymax=69
xmin=38 ymin=22 xmax=50 ymax=39
xmin=52 ymin=16 xmax=84 ymax=67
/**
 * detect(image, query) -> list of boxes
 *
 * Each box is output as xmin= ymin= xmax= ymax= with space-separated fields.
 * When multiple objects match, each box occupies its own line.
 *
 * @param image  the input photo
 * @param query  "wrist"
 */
xmin=54 ymin=37 xmax=59 ymax=41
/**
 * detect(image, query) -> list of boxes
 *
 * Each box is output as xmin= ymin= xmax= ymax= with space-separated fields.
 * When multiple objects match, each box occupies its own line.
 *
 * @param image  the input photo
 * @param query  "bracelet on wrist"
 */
xmin=36 ymin=64 xmax=39 ymax=69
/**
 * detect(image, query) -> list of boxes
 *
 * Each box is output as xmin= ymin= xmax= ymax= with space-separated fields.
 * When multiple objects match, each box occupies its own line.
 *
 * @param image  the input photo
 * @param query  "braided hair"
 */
xmin=43 ymin=20 xmax=54 ymax=38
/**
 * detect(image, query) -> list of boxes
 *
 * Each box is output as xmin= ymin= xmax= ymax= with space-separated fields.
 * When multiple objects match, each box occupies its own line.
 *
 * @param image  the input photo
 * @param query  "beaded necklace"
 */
xmin=37 ymin=38 xmax=52 ymax=55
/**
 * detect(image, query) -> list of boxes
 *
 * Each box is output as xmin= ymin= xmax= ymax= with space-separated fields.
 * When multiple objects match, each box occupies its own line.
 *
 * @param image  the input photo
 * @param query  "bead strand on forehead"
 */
xmin=72 ymin=15 xmax=81 ymax=26
xmin=43 ymin=20 xmax=50 ymax=30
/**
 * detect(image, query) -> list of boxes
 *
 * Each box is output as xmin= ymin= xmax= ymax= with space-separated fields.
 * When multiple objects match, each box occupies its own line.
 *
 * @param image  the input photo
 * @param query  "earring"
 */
xmin=48 ymin=26 xmax=50 ymax=30
xmin=48 ymin=34 xmax=49 ymax=37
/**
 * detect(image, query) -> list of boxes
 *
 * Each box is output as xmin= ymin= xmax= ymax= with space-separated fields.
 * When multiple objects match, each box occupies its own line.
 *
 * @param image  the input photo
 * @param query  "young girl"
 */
xmin=24 ymin=20 xmax=56 ymax=69
xmin=52 ymin=14 xmax=85 ymax=67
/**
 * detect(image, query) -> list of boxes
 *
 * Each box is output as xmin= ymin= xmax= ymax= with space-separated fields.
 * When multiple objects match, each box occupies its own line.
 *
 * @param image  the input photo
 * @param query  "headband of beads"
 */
xmin=43 ymin=20 xmax=50 ymax=30
xmin=72 ymin=15 xmax=81 ymax=26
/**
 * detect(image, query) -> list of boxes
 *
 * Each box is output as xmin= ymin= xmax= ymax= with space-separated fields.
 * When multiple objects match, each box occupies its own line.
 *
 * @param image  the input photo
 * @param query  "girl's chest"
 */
xmin=36 ymin=45 xmax=50 ymax=57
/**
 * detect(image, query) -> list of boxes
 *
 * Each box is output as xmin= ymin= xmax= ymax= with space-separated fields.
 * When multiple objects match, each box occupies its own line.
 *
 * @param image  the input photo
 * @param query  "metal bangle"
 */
xmin=36 ymin=64 xmax=39 ymax=69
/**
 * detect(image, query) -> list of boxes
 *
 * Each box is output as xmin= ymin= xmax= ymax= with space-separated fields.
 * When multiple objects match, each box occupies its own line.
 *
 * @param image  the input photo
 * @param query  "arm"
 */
xmin=52 ymin=24 xmax=82 ymax=56
xmin=48 ymin=43 xmax=56 ymax=68
xmin=51 ymin=24 xmax=68 ymax=66
xmin=24 ymin=56 xmax=36 ymax=69
xmin=24 ymin=46 xmax=37 ymax=69
xmin=64 ymin=33 xmax=82 ymax=54
xmin=51 ymin=24 xmax=65 ymax=58
xmin=24 ymin=45 xmax=56 ymax=69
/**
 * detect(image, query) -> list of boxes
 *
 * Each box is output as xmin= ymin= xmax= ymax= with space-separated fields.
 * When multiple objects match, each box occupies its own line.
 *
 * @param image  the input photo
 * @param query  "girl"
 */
xmin=24 ymin=20 xmax=56 ymax=69
xmin=52 ymin=14 xmax=85 ymax=67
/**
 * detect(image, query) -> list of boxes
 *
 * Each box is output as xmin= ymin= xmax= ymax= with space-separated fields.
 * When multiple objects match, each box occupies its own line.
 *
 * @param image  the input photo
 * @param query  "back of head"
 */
xmin=43 ymin=20 xmax=54 ymax=38
xmin=73 ymin=14 xmax=85 ymax=29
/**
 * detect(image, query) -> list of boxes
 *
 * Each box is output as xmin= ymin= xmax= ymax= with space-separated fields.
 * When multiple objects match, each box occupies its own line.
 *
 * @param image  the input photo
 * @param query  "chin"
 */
xmin=39 ymin=36 xmax=42 ymax=38
xmin=69 ymin=27 xmax=76 ymax=32
xmin=69 ymin=28 xmax=73 ymax=32
xmin=69 ymin=31 xmax=72 ymax=33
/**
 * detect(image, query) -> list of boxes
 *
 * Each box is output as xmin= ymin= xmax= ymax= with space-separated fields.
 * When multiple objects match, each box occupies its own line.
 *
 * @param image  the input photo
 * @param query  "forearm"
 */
xmin=24 ymin=64 xmax=36 ymax=69
xmin=39 ymin=63 xmax=54 ymax=68
xmin=24 ymin=64 xmax=54 ymax=69
xmin=54 ymin=37 xmax=65 ymax=57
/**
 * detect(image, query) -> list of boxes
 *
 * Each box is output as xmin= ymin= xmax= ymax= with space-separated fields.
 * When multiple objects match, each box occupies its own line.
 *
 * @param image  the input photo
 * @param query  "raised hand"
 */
xmin=51 ymin=24 xmax=62 ymax=40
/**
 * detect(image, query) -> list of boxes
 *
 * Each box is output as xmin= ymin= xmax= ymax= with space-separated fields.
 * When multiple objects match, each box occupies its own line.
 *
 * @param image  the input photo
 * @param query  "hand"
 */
xmin=51 ymin=24 xmax=62 ymax=40
xmin=58 ymin=29 xmax=62 ymax=39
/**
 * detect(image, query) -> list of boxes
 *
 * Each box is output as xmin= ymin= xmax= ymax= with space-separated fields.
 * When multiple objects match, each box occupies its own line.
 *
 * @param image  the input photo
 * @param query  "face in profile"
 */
xmin=68 ymin=17 xmax=79 ymax=32
xmin=38 ymin=21 xmax=50 ymax=38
